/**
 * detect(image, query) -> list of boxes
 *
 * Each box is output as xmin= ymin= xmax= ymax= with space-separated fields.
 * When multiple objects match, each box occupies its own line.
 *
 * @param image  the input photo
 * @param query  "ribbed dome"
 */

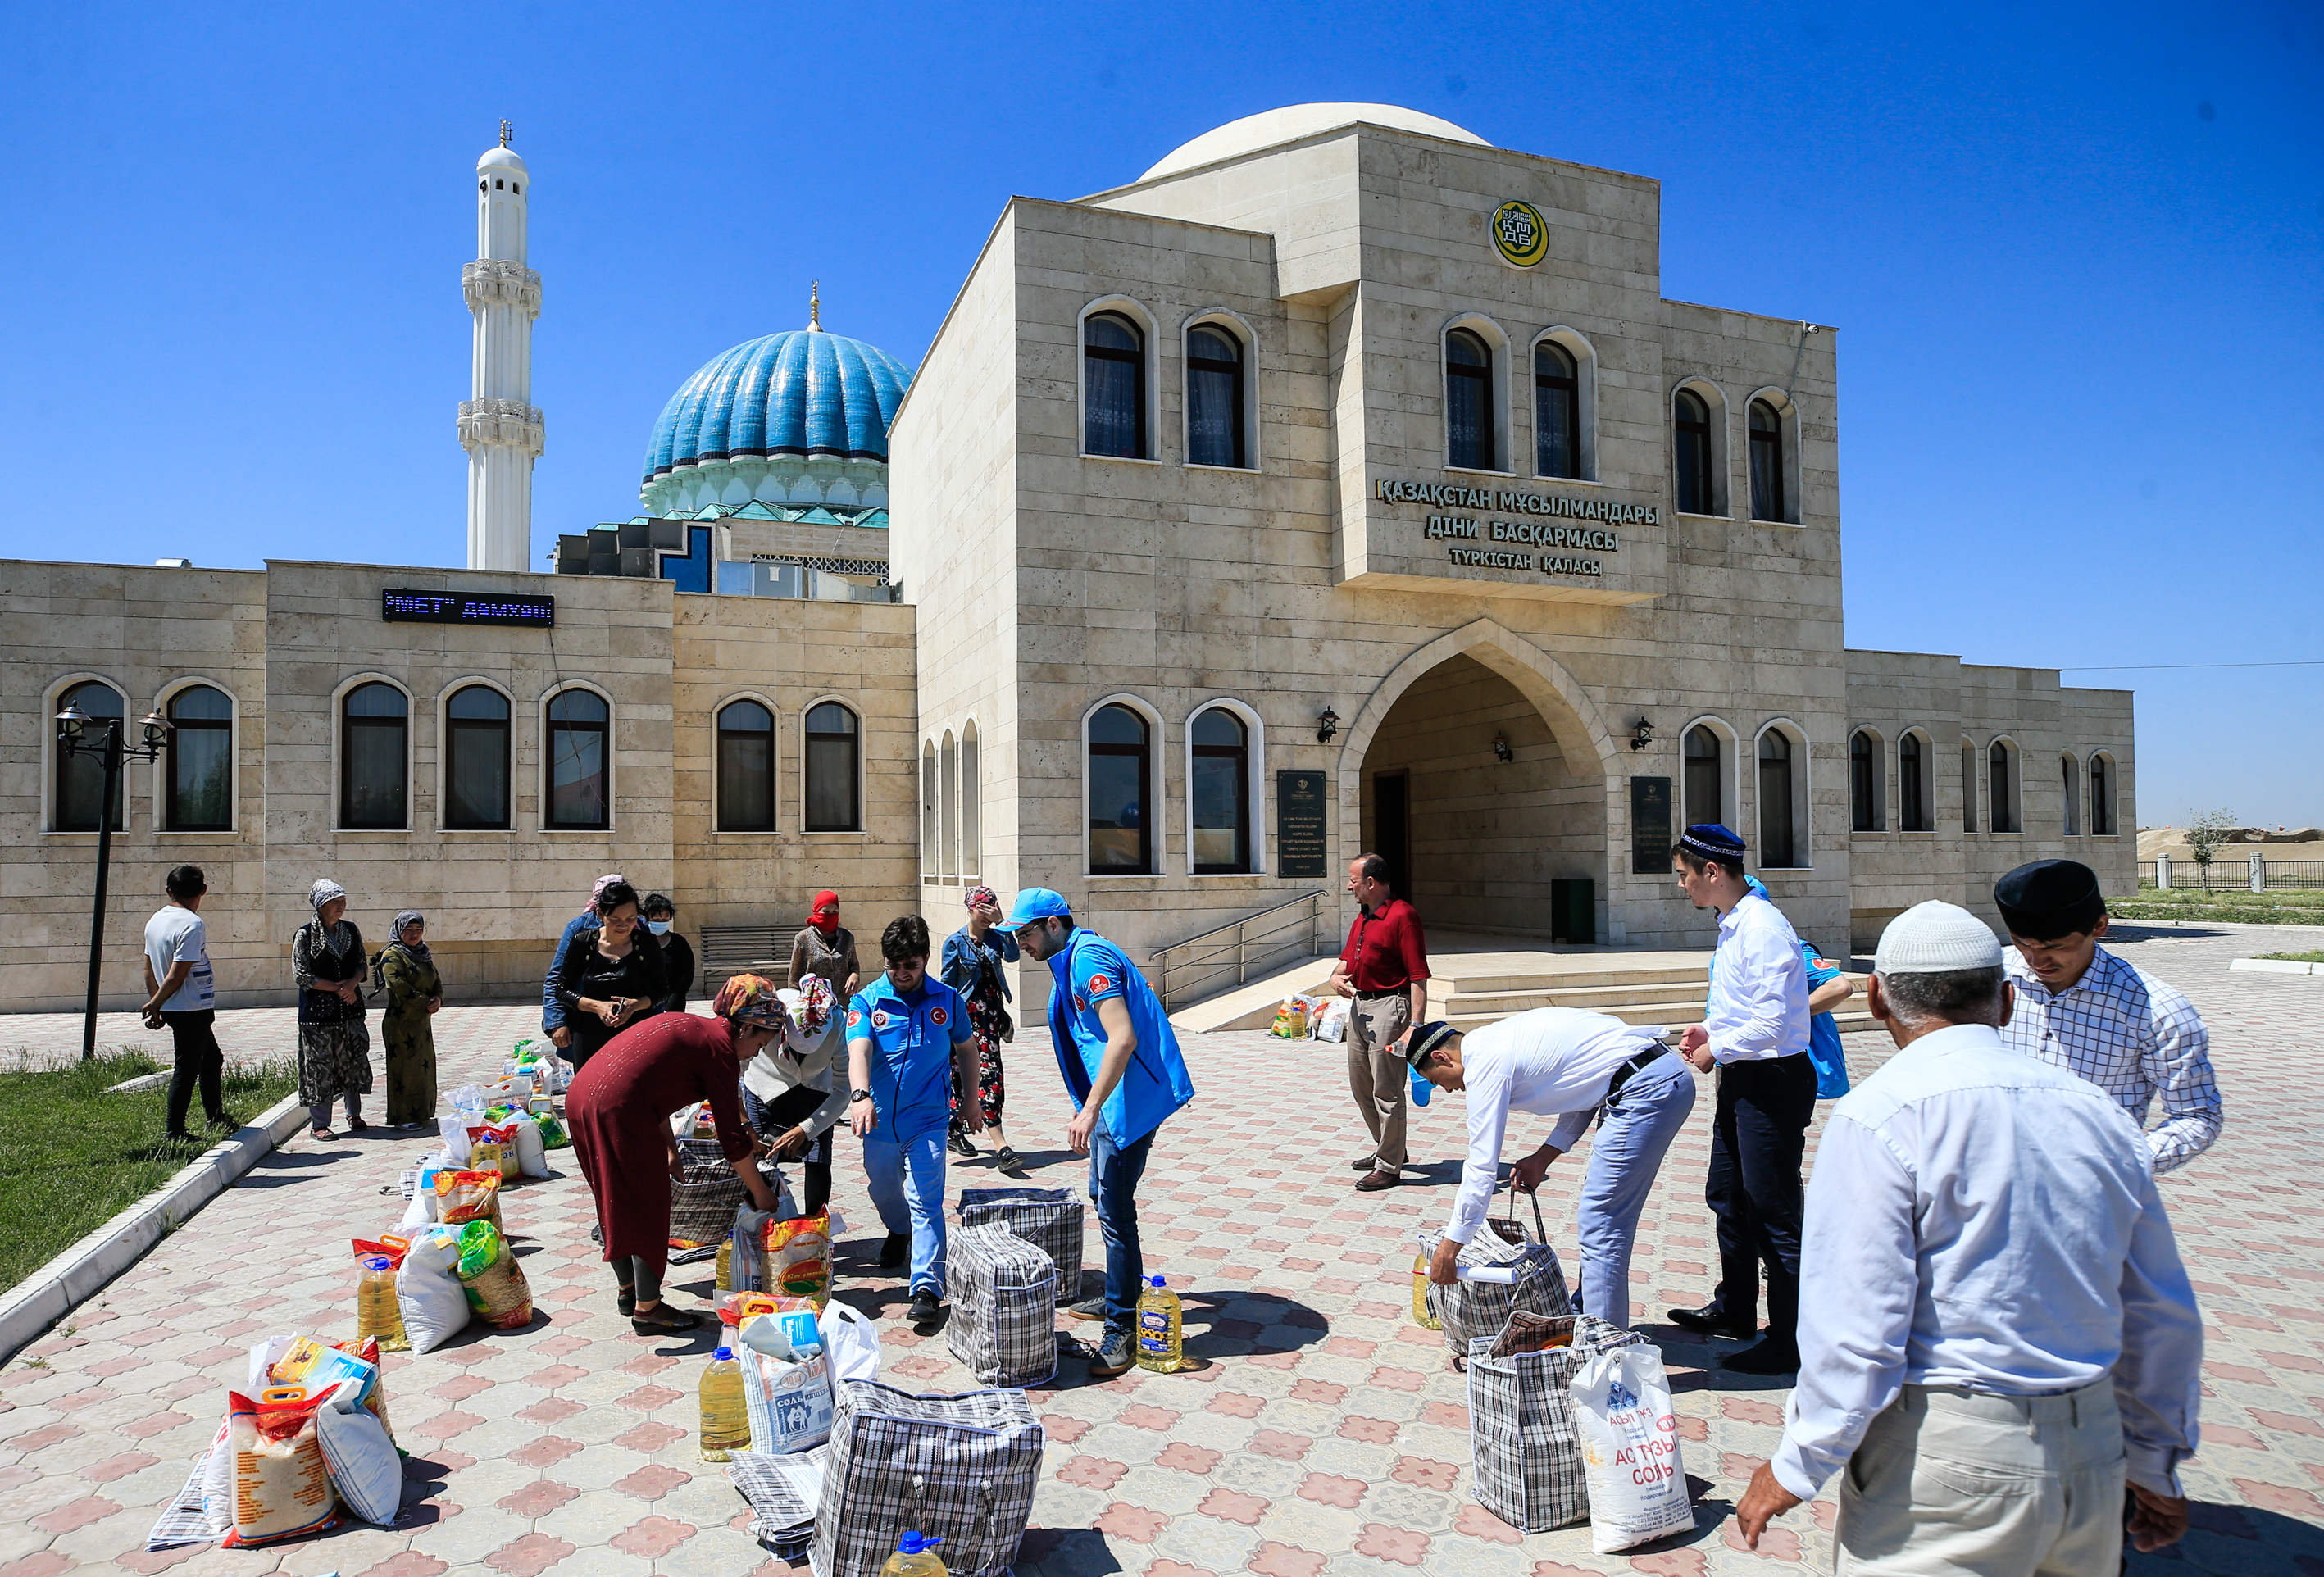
xmin=644 ymin=329 xmax=911 ymax=484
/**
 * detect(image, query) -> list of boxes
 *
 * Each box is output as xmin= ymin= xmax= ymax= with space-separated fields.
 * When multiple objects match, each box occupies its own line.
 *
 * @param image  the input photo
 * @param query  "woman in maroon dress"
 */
xmin=567 ymin=975 xmax=781 ymax=1333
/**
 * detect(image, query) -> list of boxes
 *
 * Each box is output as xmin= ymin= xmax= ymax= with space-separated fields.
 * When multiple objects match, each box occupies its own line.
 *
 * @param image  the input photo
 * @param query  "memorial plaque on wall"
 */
xmin=1276 ymin=770 xmax=1329 ymax=879
xmin=1630 ymin=775 xmax=1673 ymax=874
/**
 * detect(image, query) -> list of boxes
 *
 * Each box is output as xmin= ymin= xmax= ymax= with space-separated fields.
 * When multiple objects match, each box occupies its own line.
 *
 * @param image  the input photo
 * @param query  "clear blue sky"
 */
xmin=3 ymin=2 xmax=2317 ymax=827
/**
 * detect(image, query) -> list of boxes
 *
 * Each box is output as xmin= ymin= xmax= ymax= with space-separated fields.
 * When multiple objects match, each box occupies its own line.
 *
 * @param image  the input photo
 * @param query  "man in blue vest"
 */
xmin=1006 ymin=887 xmax=1197 ymax=1379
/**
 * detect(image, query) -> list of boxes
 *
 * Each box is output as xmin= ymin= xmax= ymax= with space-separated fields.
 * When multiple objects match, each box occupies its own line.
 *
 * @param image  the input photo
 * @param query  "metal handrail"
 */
xmin=1151 ymin=889 xmax=1334 ymax=1011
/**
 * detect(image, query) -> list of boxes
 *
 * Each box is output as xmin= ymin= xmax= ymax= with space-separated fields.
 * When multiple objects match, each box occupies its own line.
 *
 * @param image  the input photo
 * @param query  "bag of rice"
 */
xmin=434 ymin=1170 xmax=503 ymax=1229
xmin=531 ymin=1110 xmax=570 ymax=1150
xmin=314 ymin=1377 xmax=402 ymax=1525
xmin=453 ymin=1220 xmax=534 ymax=1329
xmin=398 ymin=1226 xmax=473 ymax=1354
xmin=222 ymin=1386 xmax=338 ymax=1547
xmin=762 ymin=1211 xmax=832 ymax=1307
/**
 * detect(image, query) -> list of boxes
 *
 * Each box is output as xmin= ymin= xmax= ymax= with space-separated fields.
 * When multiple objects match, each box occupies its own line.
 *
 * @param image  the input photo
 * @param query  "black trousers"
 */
xmin=163 ymin=1009 xmax=225 ymax=1133
xmin=738 ymin=1079 xmax=833 ymax=1218
xmin=1704 ymin=1053 xmax=1817 ymax=1347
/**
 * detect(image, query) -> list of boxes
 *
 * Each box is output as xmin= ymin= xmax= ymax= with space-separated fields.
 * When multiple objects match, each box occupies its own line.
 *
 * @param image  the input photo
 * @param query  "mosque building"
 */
xmin=0 ymin=105 xmax=2133 ymax=1011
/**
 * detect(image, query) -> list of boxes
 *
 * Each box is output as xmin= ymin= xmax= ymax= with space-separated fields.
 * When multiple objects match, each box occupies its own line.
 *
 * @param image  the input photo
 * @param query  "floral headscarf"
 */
xmin=713 ymin=972 xmax=789 ymax=1029
xmin=308 ymin=878 xmax=348 ymax=913
xmin=963 ymin=884 xmax=998 ymax=911
xmin=590 ymin=872 xmax=628 ymax=907
xmin=775 ymin=975 xmax=836 ymax=1049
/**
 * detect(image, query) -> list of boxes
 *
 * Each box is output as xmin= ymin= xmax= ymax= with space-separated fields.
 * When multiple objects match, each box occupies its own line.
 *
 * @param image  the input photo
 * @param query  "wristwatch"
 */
xmin=849 ymin=1088 xmax=874 ymax=1102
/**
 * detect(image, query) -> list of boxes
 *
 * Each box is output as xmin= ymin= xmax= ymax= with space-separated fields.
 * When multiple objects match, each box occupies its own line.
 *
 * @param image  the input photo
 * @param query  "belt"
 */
xmin=1353 ymin=985 xmax=1410 ymax=1000
xmin=1605 ymin=1042 xmax=1674 ymax=1103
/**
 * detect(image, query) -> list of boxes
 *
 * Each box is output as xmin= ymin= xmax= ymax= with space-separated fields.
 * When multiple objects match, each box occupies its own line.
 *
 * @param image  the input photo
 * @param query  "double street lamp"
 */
xmin=55 ymin=702 xmax=172 ymax=1061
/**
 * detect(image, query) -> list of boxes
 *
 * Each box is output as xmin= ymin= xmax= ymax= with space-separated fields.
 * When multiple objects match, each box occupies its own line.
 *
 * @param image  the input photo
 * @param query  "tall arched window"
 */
xmin=1190 ymin=708 xmax=1251 ymax=874
xmin=52 ymin=680 xmax=125 ymax=832
xmin=1849 ymin=730 xmax=1880 ymax=832
xmin=1535 ymin=341 xmax=1580 ymax=479
xmin=2062 ymin=756 xmax=2081 ymax=836
xmin=545 ymin=689 xmax=610 ymax=830
xmin=960 ymin=720 xmax=980 ymax=879
xmin=1988 ymin=741 xmax=2017 ymax=834
xmin=2090 ymin=755 xmax=2115 ymax=835
xmin=341 ymin=682 xmax=408 ymax=829
xmin=1758 ymin=731 xmax=1796 ymax=867
xmin=1674 ymin=389 xmax=1714 ymax=515
xmin=1899 ymin=733 xmax=1931 ymax=831
xmin=165 ymin=685 xmax=233 ymax=832
xmin=1683 ymin=725 xmax=1722 ymax=828
xmin=1445 ymin=329 xmax=1494 ymax=470
xmin=920 ymin=740 xmax=938 ymax=877
xmin=716 ymin=699 xmax=775 ymax=832
xmin=444 ymin=685 xmax=511 ymax=830
xmin=940 ymin=731 xmax=960 ymax=879
xmin=1749 ymin=398 xmax=1785 ymax=522
xmin=1084 ymin=311 xmax=1147 ymax=458
xmin=1186 ymin=325 xmax=1246 ymax=468
xmin=804 ymin=702 xmax=861 ymax=832
xmin=1087 ymin=703 xmax=1152 ymax=873
xmin=1962 ymin=740 xmax=1978 ymax=832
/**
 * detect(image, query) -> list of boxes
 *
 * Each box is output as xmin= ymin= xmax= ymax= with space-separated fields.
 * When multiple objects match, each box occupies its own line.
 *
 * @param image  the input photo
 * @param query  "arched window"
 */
xmin=52 ymin=680 xmax=125 ymax=832
xmin=1084 ymin=311 xmax=1147 ymax=458
xmin=1683 ymin=725 xmax=1723 ymax=827
xmin=2062 ymin=755 xmax=2081 ymax=836
xmin=1899 ymin=733 xmax=1931 ymax=832
xmin=1849 ymin=730 xmax=1880 ymax=832
xmin=1674 ymin=389 xmax=1715 ymax=515
xmin=1186 ymin=325 xmax=1246 ymax=468
xmin=545 ymin=689 xmax=610 ymax=831
xmin=1988 ymin=740 xmax=2017 ymax=834
xmin=2090 ymin=755 xmax=2115 ymax=835
xmin=1961 ymin=740 xmax=1979 ymax=832
xmin=1087 ymin=703 xmax=1152 ymax=873
xmin=960 ymin=720 xmax=981 ymax=879
xmin=1445 ymin=329 xmax=1494 ymax=470
xmin=716 ymin=698 xmax=775 ymax=832
xmin=165 ymin=685 xmax=232 ymax=832
xmin=804 ymin=702 xmax=861 ymax=832
xmin=1758 ymin=730 xmax=1796 ymax=867
xmin=340 ymin=682 xmax=408 ymax=829
xmin=1534 ymin=341 xmax=1580 ymax=479
xmin=940 ymin=731 xmax=959 ymax=879
xmin=920 ymin=740 xmax=938 ymax=877
xmin=444 ymin=685 xmax=511 ymax=830
xmin=1190 ymin=708 xmax=1251 ymax=874
xmin=1749 ymin=398 xmax=1786 ymax=521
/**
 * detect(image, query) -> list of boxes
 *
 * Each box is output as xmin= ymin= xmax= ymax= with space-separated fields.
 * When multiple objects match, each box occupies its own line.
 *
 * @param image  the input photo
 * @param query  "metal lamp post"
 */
xmin=55 ymin=702 xmax=171 ymax=1061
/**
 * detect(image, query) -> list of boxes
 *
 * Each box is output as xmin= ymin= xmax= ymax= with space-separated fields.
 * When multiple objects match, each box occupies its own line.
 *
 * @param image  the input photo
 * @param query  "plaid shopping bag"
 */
xmin=667 ymin=1137 xmax=747 ymax=1246
xmin=811 ymin=1379 xmax=1044 ymax=1577
xmin=957 ymin=1186 xmax=1085 ymax=1307
xmin=1466 ymin=1311 xmax=1641 ymax=1533
xmin=945 ymin=1224 xmax=1059 ymax=1388
xmin=1423 ymin=1222 xmax=1571 ymax=1359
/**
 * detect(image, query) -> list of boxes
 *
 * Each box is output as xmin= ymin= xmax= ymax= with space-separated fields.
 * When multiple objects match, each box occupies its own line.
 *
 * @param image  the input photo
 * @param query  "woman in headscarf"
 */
xmin=549 ymin=879 xmax=667 ymax=1069
xmin=375 ymin=909 xmax=441 ymax=1127
xmin=787 ymin=888 xmax=860 ymax=1001
xmin=941 ymin=884 xmax=1023 ymax=1172
xmin=737 ymin=974 xmax=842 ymax=1216
xmin=566 ymin=974 xmax=780 ymax=1334
xmin=293 ymin=879 xmax=371 ymax=1139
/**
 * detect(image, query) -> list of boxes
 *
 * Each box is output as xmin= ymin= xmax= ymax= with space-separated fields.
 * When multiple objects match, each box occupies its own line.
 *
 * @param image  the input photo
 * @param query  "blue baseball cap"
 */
xmin=1003 ymin=887 xmax=1072 ymax=928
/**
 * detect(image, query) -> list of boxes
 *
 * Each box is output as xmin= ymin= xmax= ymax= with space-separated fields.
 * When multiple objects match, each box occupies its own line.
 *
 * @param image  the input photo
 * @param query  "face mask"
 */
xmin=646 ymin=920 xmax=671 ymax=935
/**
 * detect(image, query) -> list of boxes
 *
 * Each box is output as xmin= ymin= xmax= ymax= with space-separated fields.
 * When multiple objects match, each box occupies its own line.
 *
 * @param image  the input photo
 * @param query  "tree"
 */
xmin=2184 ymin=808 xmax=2240 ymax=868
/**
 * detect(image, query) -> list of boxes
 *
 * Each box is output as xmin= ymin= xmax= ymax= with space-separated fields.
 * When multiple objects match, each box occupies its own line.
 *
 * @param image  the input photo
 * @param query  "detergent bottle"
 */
xmin=699 ymin=1346 xmax=750 ymax=1461
xmin=1135 ymin=1275 xmax=1183 ymax=1372
xmin=880 ymin=1531 xmax=947 ymax=1575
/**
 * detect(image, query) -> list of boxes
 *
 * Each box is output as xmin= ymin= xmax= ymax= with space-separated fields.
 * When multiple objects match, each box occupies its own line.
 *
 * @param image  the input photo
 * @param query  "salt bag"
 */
xmin=314 ymin=1379 xmax=402 ymax=1525
xmin=1568 ymin=1342 xmax=1694 ymax=1552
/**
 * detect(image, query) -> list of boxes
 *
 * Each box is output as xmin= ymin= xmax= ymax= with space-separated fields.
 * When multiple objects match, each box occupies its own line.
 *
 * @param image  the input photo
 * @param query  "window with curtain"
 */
xmin=444 ymin=685 xmax=511 ymax=830
xmin=1445 ymin=329 xmax=1494 ymax=470
xmin=2090 ymin=756 xmax=2114 ymax=834
xmin=1849 ymin=731 xmax=1879 ymax=832
xmin=1084 ymin=311 xmax=1146 ymax=458
xmin=1190 ymin=708 xmax=1250 ymax=873
xmin=716 ymin=698 xmax=775 ymax=832
xmin=960 ymin=722 xmax=980 ymax=878
xmin=805 ymin=702 xmax=861 ymax=832
xmin=1962 ymin=741 xmax=1979 ymax=831
xmin=545 ymin=689 xmax=609 ymax=830
xmin=1989 ymin=741 xmax=2017 ymax=833
xmin=1675 ymin=389 xmax=1714 ymax=515
xmin=165 ymin=685 xmax=232 ymax=831
xmin=52 ymin=680 xmax=125 ymax=832
xmin=2062 ymin=757 xmax=2081 ymax=835
xmin=1899 ymin=733 xmax=1931 ymax=831
xmin=1187 ymin=325 xmax=1246 ymax=468
xmin=940 ymin=732 xmax=959 ymax=879
xmin=340 ymin=683 xmax=408 ymax=829
xmin=1535 ymin=341 xmax=1580 ymax=479
xmin=920 ymin=741 xmax=938 ymax=876
xmin=1749 ymin=398 xmax=1785 ymax=521
xmin=1088 ymin=703 xmax=1151 ymax=873
xmin=1683 ymin=725 xmax=1722 ymax=828
xmin=1758 ymin=730 xmax=1796 ymax=867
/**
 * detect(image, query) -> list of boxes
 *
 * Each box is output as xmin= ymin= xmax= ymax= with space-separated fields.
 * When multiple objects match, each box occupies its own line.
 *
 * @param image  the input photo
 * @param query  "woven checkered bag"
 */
xmin=1466 ymin=1311 xmax=1641 ymax=1534
xmin=957 ymin=1186 xmax=1085 ymax=1307
xmin=811 ymin=1379 xmax=1044 ymax=1577
xmin=945 ymin=1223 xmax=1059 ymax=1388
xmin=1424 ymin=1225 xmax=1571 ymax=1357
xmin=666 ymin=1137 xmax=746 ymax=1246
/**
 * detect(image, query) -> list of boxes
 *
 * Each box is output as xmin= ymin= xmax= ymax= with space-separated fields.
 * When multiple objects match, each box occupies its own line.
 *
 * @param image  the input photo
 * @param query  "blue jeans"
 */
xmin=1574 ymin=1052 xmax=1696 ymax=1327
xmin=862 ymin=1129 xmax=948 ymax=1296
xmin=1090 ymin=1127 xmax=1156 ymax=1338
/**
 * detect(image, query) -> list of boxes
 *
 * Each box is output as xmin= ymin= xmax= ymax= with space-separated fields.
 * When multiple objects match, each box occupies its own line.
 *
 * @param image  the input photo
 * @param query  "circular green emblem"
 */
xmin=1490 ymin=200 xmax=1548 ymax=268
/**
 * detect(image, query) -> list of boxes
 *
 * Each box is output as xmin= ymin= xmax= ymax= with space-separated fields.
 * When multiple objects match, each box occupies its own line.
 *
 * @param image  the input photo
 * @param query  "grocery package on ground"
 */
xmin=453 ymin=1220 xmax=535 ymax=1328
xmin=812 ymin=1379 xmax=1043 ymax=1577
xmin=434 ymin=1168 xmax=503 ymax=1229
xmin=313 ymin=1377 xmax=402 ymax=1525
xmin=398 ymin=1225 xmax=475 ymax=1353
xmin=944 ymin=1223 xmax=1058 ymax=1388
xmin=1466 ymin=1310 xmax=1643 ymax=1533
xmin=701 ymin=1344 xmax=753 ymax=1462
xmin=1135 ymin=1275 xmax=1183 ymax=1373
xmin=221 ymin=1386 xmax=338 ymax=1546
xmin=1570 ymin=1339 xmax=1694 ymax=1552
xmin=1312 ymin=999 xmax=1348 ymax=1043
xmin=734 ymin=1315 xmax=836 ymax=1455
xmin=350 ymin=1239 xmax=411 ymax=1351
xmin=762 ymin=1209 xmax=834 ymax=1305
xmin=956 ymin=1187 xmax=1084 ymax=1307
xmin=1267 ymin=995 xmax=1317 ymax=1038
xmin=670 ymin=1135 xmax=750 ymax=1246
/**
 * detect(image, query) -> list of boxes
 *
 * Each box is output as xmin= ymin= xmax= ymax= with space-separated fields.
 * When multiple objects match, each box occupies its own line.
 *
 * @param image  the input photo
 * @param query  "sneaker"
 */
xmin=879 ymin=1232 xmax=909 ymax=1269
xmin=1065 ymin=1294 xmax=1107 ymax=1322
xmin=993 ymin=1145 xmax=1023 ymax=1173
xmin=907 ymin=1289 xmax=942 ymax=1326
xmin=1087 ymin=1329 xmax=1135 ymax=1379
xmin=948 ymin=1130 xmax=977 ymax=1157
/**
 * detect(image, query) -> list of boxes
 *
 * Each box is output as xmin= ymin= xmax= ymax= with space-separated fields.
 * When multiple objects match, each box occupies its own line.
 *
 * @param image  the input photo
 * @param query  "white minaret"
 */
xmin=459 ymin=122 xmax=543 ymax=571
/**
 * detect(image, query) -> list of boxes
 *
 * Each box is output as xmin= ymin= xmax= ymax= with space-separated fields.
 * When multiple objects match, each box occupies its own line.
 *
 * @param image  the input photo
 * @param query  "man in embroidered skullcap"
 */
xmin=1735 ymin=900 xmax=2199 ymax=1570
xmin=1994 ymin=859 xmax=2221 ymax=1172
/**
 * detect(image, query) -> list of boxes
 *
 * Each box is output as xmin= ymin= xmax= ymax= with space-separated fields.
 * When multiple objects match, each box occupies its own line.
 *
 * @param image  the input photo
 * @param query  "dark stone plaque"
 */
xmin=1630 ymin=775 xmax=1673 ymax=875
xmin=1276 ymin=770 xmax=1329 ymax=879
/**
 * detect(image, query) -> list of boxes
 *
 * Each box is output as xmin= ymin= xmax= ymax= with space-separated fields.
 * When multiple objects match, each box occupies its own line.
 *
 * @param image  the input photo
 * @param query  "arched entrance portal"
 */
xmin=1356 ymin=651 xmax=1608 ymax=938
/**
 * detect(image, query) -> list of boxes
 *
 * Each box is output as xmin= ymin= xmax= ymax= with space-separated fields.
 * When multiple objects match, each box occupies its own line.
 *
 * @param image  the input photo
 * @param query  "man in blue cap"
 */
xmin=1004 ymin=886 xmax=1197 ymax=1379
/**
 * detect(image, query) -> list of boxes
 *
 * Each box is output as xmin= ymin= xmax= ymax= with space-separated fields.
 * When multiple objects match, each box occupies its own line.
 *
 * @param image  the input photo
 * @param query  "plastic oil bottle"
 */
xmin=715 ymin=1237 xmax=733 ymax=1293
xmin=699 ymin=1346 xmax=750 ymax=1461
xmin=1412 ymin=1253 xmax=1442 ymax=1330
xmin=1135 ymin=1275 xmax=1183 ymax=1373
xmin=880 ymin=1531 xmax=947 ymax=1575
xmin=357 ymin=1256 xmax=410 ymax=1351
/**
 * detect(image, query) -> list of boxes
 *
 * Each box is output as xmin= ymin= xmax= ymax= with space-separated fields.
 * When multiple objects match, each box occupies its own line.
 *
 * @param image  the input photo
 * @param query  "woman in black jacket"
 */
xmin=643 ymin=892 xmax=696 ymax=1016
xmin=552 ymin=880 xmax=667 ymax=1068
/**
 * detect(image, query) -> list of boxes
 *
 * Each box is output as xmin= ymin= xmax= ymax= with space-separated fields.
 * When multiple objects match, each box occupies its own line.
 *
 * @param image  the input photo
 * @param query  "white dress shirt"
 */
xmin=1443 ymin=1008 xmax=1668 ymax=1246
xmin=1771 ymin=1022 xmax=2203 ymax=1502
xmin=1999 ymin=947 xmax=2222 ymax=1173
xmin=1704 ymin=891 xmax=1810 ymax=1063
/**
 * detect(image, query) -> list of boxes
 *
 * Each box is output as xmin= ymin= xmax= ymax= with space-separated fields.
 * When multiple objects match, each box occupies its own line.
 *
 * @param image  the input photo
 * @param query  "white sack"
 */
xmin=511 ymin=1116 xmax=548 ymax=1178
xmin=397 ymin=1229 xmax=473 ymax=1355
xmin=816 ymin=1301 xmax=880 ymax=1384
xmin=1569 ymin=1343 xmax=1694 ymax=1553
xmin=315 ymin=1379 xmax=402 ymax=1525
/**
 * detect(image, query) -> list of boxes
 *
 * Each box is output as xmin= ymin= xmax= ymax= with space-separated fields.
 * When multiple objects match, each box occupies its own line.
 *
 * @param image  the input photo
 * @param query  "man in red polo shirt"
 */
xmin=1328 ymin=852 xmax=1432 ymax=1192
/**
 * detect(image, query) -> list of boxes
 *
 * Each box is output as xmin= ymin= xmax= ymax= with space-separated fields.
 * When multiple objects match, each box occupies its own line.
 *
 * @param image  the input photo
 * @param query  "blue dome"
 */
xmin=644 ymin=329 xmax=911 ymax=482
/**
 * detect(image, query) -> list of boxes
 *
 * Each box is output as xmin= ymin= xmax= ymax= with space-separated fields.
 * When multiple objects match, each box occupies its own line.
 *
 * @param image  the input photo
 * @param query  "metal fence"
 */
xmin=1149 ymin=889 xmax=1332 ymax=1011
xmin=2138 ymin=858 xmax=2324 ymax=893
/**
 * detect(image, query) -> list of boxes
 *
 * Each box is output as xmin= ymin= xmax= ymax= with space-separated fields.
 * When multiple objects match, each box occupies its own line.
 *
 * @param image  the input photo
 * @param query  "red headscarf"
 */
xmin=810 ymin=889 xmax=840 ymax=935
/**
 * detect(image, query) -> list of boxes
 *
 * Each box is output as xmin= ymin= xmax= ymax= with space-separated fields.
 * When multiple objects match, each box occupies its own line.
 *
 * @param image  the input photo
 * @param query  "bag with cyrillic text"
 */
xmin=1570 ymin=1340 xmax=1693 ymax=1552
xmin=1466 ymin=1311 xmax=1639 ymax=1534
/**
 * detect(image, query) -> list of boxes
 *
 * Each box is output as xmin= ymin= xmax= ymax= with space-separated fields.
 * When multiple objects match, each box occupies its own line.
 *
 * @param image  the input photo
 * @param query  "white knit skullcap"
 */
xmin=1874 ymin=901 xmax=2003 ymax=975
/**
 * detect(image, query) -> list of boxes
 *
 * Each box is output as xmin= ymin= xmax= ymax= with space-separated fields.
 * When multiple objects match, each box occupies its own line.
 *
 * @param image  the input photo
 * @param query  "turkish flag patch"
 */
xmin=930 ymin=1007 xmax=948 ymax=1026
xmin=1087 ymin=973 xmax=1112 ymax=995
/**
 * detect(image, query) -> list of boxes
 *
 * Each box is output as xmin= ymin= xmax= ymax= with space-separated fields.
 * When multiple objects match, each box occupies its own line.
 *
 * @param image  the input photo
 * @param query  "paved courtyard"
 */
xmin=2 ymin=919 xmax=2322 ymax=1575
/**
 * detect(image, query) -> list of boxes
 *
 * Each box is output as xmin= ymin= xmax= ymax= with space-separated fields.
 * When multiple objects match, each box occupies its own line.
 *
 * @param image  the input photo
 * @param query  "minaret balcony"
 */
xmin=459 ymin=398 xmax=545 ymax=456
xmin=462 ymin=259 xmax=543 ymax=315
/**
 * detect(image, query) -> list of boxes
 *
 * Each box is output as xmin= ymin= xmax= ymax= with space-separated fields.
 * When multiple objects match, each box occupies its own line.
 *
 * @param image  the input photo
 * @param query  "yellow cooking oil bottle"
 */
xmin=357 ymin=1256 xmax=410 ymax=1351
xmin=715 ymin=1237 xmax=733 ymax=1292
xmin=1412 ymin=1253 xmax=1442 ymax=1329
xmin=881 ymin=1532 xmax=947 ymax=1575
xmin=699 ymin=1346 xmax=750 ymax=1461
xmin=1135 ymin=1275 xmax=1183 ymax=1373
